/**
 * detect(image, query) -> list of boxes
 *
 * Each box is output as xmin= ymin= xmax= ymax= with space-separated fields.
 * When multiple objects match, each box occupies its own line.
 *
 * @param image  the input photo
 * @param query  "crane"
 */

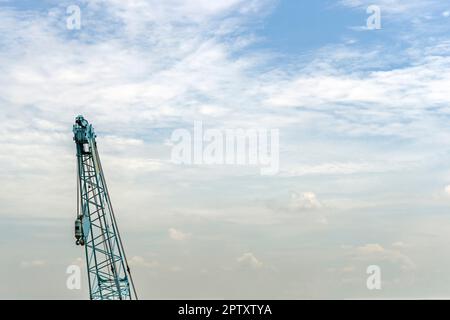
xmin=73 ymin=115 xmax=138 ymax=300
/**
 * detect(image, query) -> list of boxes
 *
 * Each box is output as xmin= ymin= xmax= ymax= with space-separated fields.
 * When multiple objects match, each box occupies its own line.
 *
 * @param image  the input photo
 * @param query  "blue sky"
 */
xmin=1 ymin=0 xmax=450 ymax=299
xmin=260 ymin=1 xmax=363 ymax=51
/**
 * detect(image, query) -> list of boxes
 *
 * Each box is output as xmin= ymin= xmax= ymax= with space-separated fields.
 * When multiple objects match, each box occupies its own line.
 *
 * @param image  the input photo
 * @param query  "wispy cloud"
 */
xmin=237 ymin=252 xmax=263 ymax=269
xmin=129 ymin=256 xmax=159 ymax=268
xmin=20 ymin=260 xmax=47 ymax=268
xmin=339 ymin=0 xmax=440 ymax=15
xmin=168 ymin=227 xmax=191 ymax=241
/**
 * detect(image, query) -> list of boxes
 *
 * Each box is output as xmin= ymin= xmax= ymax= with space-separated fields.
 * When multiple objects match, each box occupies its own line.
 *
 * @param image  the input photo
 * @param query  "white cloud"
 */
xmin=352 ymin=243 xmax=415 ymax=271
xmin=0 ymin=0 xmax=449 ymax=206
xmin=102 ymin=136 xmax=144 ymax=147
xmin=265 ymin=57 xmax=450 ymax=111
xmin=392 ymin=241 xmax=407 ymax=249
xmin=444 ymin=185 xmax=450 ymax=196
xmin=168 ymin=227 xmax=191 ymax=241
xmin=264 ymin=191 xmax=328 ymax=225
xmin=106 ymin=157 xmax=166 ymax=173
xmin=341 ymin=265 xmax=356 ymax=273
xmin=20 ymin=260 xmax=46 ymax=268
xmin=260 ymin=51 xmax=450 ymax=140
xmin=70 ymin=257 xmax=84 ymax=267
xmin=102 ymin=0 xmax=258 ymax=25
xmin=0 ymin=1 xmax=270 ymax=129
xmin=169 ymin=266 xmax=183 ymax=272
xmin=443 ymin=11 xmax=450 ymax=17
xmin=129 ymin=256 xmax=159 ymax=268
xmin=289 ymin=192 xmax=322 ymax=210
xmin=237 ymin=252 xmax=263 ymax=269
xmin=355 ymin=243 xmax=385 ymax=254
xmin=0 ymin=1 xmax=277 ymax=221
xmin=281 ymin=162 xmax=392 ymax=176
xmin=340 ymin=0 xmax=439 ymax=15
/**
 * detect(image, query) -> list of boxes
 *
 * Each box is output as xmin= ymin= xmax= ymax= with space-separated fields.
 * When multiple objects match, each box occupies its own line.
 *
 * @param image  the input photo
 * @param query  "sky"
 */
xmin=1 ymin=0 xmax=450 ymax=299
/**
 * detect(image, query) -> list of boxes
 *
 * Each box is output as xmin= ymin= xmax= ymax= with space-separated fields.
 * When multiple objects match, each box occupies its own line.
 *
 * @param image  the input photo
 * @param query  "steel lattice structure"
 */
xmin=73 ymin=115 xmax=137 ymax=300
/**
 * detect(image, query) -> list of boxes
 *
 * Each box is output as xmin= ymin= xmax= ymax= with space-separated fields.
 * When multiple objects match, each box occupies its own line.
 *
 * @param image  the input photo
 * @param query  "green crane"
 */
xmin=73 ymin=115 xmax=138 ymax=300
